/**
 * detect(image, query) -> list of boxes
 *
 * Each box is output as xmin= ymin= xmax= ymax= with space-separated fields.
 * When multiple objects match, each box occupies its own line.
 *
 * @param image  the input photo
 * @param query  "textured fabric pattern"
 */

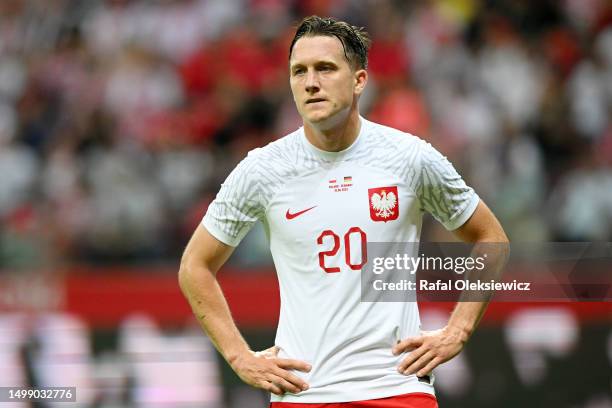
xmin=202 ymin=118 xmax=479 ymax=403
xmin=203 ymin=119 xmax=478 ymax=246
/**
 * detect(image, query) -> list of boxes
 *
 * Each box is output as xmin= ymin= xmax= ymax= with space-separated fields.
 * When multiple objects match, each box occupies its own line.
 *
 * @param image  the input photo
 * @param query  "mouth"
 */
xmin=306 ymin=98 xmax=326 ymax=104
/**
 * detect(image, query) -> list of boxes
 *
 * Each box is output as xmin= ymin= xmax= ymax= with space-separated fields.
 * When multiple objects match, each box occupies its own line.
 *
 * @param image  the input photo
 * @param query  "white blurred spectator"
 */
xmin=32 ymin=313 xmax=96 ymax=406
xmin=0 ymin=314 xmax=29 ymax=392
xmin=493 ymin=134 xmax=550 ymax=241
xmin=41 ymin=143 xmax=92 ymax=254
xmin=595 ymin=27 xmax=612 ymax=69
xmin=91 ymin=351 xmax=131 ymax=407
xmin=84 ymin=0 xmax=244 ymax=61
xmin=405 ymin=1 xmax=464 ymax=80
xmin=157 ymin=147 xmax=214 ymax=211
xmin=478 ymin=41 xmax=546 ymax=129
xmin=505 ymin=308 xmax=579 ymax=386
xmin=568 ymin=59 xmax=610 ymax=139
xmin=0 ymin=102 xmax=17 ymax=142
xmin=0 ymin=104 xmax=39 ymax=217
xmin=103 ymin=46 xmax=183 ymax=130
xmin=595 ymin=27 xmax=612 ymax=117
xmin=82 ymin=0 xmax=142 ymax=57
xmin=0 ymin=54 xmax=27 ymax=102
xmin=84 ymin=147 xmax=165 ymax=254
xmin=42 ymin=145 xmax=81 ymax=203
xmin=563 ymin=0 xmax=606 ymax=34
xmin=119 ymin=314 xmax=222 ymax=407
xmin=135 ymin=0 xmax=239 ymax=62
xmin=430 ymin=79 xmax=501 ymax=146
xmin=551 ymin=165 xmax=612 ymax=240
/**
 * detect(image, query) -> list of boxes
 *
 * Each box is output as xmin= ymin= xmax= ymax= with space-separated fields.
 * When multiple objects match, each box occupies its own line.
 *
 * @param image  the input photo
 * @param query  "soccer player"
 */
xmin=179 ymin=15 xmax=508 ymax=408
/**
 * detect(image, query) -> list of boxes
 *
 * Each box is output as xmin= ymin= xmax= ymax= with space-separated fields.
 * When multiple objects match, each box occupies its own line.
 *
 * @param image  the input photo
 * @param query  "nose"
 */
xmin=305 ymin=70 xmax=320 ymax=94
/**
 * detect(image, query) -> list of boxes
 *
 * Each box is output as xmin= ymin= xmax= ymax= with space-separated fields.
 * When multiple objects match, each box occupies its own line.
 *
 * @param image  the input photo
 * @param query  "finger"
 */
xmin=272 ymin=367 xmax=309 ymax=391
xmin=393 ymin=337 xmax=423 ymax=355
xmin=417 ymin=357 xmax=441 ymax=377
xmin=398 ymin=345 xmax=428 ymax=372
xmin=405 ymin=350 xmax=434 ymax=375
xmin=264 ymin=381 xmax=284 ymax=396
xmin=276 ymin=358 xmax=312 ymax=372
xmin=269 ymin=374 xmax=302 ymax=394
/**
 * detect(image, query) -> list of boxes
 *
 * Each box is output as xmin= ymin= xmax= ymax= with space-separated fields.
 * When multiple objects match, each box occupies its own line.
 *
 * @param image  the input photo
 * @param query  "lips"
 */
xmin=306 ymin=98 xmax=326 ymax=104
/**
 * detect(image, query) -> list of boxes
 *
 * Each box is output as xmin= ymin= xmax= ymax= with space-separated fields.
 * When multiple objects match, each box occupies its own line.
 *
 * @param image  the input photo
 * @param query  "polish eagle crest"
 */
xmin=368 ymin=186 xmax=399 ymax=222
xmin=370 ymin=189 xmax=397 ymax=218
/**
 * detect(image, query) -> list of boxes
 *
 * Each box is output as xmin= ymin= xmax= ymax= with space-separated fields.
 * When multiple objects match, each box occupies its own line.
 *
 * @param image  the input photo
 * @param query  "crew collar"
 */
xmin=301 ymin=117 xmax=366 ymax=161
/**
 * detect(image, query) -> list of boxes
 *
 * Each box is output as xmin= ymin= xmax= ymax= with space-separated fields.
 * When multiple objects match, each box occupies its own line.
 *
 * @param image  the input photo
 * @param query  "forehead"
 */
xmin=290 ymin=35 xmax=348 ymax=66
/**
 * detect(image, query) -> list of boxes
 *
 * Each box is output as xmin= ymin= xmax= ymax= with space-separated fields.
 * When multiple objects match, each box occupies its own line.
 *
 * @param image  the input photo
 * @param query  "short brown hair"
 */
xmin=289 ymin=15 xmax=371 ymax=70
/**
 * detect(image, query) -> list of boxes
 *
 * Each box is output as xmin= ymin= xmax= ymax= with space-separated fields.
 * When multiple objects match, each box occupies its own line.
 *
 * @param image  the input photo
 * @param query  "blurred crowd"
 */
xmin=1 ymin=0 xmax=612 ymax=268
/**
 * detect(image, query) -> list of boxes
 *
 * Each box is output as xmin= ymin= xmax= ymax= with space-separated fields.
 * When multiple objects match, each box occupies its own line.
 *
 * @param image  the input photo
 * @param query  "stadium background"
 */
xmin=0 ymin=0 xmax=610 ymax=407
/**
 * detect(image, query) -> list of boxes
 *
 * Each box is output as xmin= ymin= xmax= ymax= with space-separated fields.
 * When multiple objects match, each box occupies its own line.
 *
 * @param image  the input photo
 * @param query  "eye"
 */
xmin=293 ymin=67 xmax=305 ymax=75
xmin=318 ymin=63 xmax=337 ymax=72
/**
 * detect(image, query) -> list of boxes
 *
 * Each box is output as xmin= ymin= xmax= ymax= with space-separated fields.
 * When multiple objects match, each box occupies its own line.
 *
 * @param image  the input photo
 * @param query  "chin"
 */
xmin=306 ymin=108 xmax=349 ymax=129
xmin=307 ymin=112 xmax=331 ymax=123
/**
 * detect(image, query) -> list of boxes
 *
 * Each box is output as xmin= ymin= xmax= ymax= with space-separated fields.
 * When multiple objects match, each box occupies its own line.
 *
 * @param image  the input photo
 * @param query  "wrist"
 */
xmin=445 ymin=324 xmax=472 ymax=344
xmin=226 ymin=347 xmax=252 ymax=369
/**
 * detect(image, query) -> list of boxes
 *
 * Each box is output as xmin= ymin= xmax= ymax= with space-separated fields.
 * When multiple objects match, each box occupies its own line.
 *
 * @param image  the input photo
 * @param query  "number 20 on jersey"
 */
xmin=316 ymin=227 xmax=367 ymax=273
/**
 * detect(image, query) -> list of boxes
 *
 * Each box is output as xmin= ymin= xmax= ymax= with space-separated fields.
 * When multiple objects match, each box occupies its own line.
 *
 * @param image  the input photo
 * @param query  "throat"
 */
xmin=304 ymin=114 xmax=361 ymax=152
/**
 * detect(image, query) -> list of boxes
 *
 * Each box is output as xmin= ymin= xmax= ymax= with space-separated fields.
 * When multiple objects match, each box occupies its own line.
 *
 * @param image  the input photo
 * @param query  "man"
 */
xmin=179 ymin=16 xmax=508 ymax=408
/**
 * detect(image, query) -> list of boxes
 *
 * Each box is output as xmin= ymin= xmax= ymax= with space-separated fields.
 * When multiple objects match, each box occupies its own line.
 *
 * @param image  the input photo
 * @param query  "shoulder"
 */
xmin=246 ymin=129 xmax=301 ymax=162
xmin=226 ymin=129 xmax=302 ymax=196
xmin=361 ymin=119 xmax=428 ymax=166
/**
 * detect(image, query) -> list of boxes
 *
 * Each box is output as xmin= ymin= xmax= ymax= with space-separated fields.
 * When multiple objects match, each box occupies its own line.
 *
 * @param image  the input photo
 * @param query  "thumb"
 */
xmin=254 ymin=345 xmax=280 ymax=359
xmin=264 ymin=345 xmax=280 ymax=358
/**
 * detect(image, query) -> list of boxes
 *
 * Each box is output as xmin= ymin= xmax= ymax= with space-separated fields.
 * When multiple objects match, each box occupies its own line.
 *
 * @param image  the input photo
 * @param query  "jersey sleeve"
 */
xmin=416 ymin=141 xmax=480 ymax=231
xmin=202 ymin=151 xmax=266 ymax=247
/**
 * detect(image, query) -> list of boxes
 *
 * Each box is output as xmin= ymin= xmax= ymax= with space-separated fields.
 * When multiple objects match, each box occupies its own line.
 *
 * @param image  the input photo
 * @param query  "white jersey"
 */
xmin=203 ymin=118 xmax=479 ymax=403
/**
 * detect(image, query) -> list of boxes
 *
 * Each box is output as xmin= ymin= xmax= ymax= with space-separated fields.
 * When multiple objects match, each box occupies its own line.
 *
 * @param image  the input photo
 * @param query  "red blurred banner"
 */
xmin=0 ymin=267 xmax=610 ymax=329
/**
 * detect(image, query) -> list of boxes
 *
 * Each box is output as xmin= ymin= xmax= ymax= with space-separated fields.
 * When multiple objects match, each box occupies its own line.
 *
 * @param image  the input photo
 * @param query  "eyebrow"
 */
xmin=289 ymin=60 xmax=339 ymax=71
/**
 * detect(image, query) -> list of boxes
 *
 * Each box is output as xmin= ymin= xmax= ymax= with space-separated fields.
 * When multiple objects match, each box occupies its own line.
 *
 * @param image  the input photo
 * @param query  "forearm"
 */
xmin=447 ymin=238 xmax=509 ymax=342
xmin=446 ymin=301 xmax=488 ymax=343
xmin=178 ymin=263 xmax=250 ymax=365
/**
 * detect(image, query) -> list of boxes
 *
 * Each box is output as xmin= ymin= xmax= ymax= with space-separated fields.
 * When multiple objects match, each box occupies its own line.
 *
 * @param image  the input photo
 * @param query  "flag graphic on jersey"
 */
xmin=368 ymin=186 xmax=399 ymax=222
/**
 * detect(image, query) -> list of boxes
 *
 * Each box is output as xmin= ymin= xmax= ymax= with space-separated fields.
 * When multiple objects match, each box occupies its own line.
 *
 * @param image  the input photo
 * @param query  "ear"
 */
xmin=354 ymin=69 xmax=368 ymax=95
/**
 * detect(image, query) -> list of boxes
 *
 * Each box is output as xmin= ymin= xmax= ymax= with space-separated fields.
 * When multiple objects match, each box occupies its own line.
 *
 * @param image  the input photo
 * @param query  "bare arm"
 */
xmin=446 ymin=200 xmax=509 ymax=341
xmin=393 ymin=200 xmax=509 ymax=376
xmin=179 ymin=225 xmax=310 ymax=395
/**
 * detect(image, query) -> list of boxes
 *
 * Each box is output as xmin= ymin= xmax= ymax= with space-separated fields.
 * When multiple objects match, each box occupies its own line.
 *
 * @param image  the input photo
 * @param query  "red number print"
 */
xmin=344 ymin=227 xmax=367 ymax=270
xmin=317 ymin=227 xmax=367 ymax=273
xmin=317 ymin=230 xmax=341 ymax=273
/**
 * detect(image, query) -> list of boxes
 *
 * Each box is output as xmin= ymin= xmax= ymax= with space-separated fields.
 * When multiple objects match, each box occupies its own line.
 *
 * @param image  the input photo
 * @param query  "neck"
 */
xmin=303 ymin=107 xmax=361 ymax=152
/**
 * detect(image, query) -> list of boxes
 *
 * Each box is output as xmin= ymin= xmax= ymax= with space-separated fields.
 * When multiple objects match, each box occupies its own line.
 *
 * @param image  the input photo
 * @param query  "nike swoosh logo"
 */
xmin=285 ymin=206 xmax=317 ymax=220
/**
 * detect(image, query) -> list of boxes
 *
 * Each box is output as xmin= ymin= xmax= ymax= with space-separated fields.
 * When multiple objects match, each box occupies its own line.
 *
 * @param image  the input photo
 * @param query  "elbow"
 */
xmin=178 ymin=251 xmax=214 ymax=294
xmin=497 ymin=232 xmax=510 ymax=248
xmin=178 ymin=262 xmax=189 ymax=295
xmin=475 ymin=230 xmax=508 ymax=245
xmin=498 ymin=226 xmax=510 ymax=244
xmin=482 ymin=221 xmax=509 ymax=245
xmin=488 ymin=229 xmax=510 ymax=263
